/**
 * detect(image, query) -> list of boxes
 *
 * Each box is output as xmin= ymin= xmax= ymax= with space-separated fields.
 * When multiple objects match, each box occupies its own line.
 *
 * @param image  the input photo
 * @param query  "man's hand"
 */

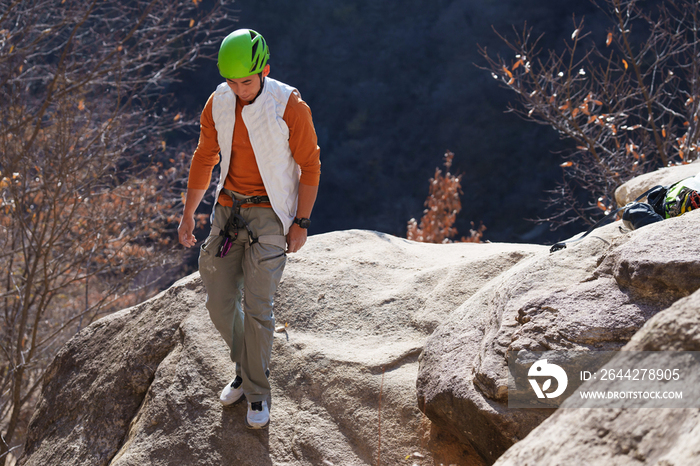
xmin=287 ymin=182 xmax=317 ymax=253
xmin=178 ymin=188 xmax=206 ymax=248
xmin=178 ymin=215 xmax=197 ymax=248
xmin=286 ymin=223 xmax=307 ymax=253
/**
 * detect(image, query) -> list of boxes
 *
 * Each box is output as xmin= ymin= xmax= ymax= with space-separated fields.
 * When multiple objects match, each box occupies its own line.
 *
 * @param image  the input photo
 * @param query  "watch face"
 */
xmin=296 ymin=217 xmax=311 ymax=228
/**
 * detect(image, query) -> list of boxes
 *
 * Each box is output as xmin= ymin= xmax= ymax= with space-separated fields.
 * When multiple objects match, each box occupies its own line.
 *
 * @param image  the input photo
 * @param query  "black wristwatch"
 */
xmin=293 ymin=217 xmax=311 ymax=229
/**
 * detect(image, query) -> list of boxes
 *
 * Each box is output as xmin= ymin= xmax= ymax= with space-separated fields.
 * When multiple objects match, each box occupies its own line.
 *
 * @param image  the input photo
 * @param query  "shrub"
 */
xmin=407 ymin=151 xmax=486 ymax=243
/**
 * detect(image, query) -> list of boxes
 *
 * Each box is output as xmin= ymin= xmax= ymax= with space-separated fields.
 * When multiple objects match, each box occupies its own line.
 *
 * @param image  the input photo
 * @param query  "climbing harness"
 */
xmin=216 ymin=193 xmax=271 ymax=258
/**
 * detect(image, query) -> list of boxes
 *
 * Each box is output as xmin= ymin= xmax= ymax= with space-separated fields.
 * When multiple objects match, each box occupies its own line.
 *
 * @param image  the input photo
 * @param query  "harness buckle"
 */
xmin=245 ymin=195 xmax=269 ymax=205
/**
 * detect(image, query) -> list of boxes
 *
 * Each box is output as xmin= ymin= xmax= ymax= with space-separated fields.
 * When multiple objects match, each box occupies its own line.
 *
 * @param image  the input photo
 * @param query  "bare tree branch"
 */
xmin=0 ymin=1 xmax=233 ymax=462
xmin=479 ymin=0 xmax=700 ymax=228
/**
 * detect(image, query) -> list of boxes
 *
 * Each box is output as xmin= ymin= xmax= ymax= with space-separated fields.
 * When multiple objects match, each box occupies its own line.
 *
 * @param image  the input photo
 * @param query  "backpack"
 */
xmin=623 ymin=174 xmax=700 ymax=230
xmin=661 ymin=180 xmax=700 ymax=218
xmin=551 ymin=171 xmax=700 ymax=252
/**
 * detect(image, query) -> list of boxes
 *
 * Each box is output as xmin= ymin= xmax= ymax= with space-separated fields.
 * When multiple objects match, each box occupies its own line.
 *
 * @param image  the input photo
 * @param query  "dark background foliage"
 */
xmin=173 ymin=0 xmax=620 ymax=244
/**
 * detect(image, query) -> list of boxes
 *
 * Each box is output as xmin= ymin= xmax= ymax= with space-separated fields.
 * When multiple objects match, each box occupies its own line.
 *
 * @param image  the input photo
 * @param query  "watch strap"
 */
xmin=294 ymin=217 xmax=311 ymax=229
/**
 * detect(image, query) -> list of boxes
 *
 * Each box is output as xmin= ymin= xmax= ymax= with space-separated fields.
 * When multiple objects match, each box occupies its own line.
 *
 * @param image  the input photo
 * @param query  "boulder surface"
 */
xmin=614 ymin=160 xmax=700 ymax=206
xmin=19 ymin=230 xmax=542 ymax=466
xmin=417 ymin=202 xmax=700 ymax=463
xmin=493 ymin=288 xmax=700 ymax=466
xmin=20 ymin=163 xmax=700 ymax=466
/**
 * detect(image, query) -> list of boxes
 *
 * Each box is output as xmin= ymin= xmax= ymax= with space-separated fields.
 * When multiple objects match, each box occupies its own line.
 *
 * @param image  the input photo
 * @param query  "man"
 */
xmin=177 ymin=29 xmax=320 ymax=429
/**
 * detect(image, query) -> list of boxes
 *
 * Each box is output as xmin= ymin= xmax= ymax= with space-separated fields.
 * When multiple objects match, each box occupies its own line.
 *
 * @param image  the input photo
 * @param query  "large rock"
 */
xmin=493 ymin=287 xmax=700 ymax=466
xmin=20 ymin=230 xmax=542 ymax=466
xmin=417 ymin=203 xmax=700 ymax=464
xmin=614 ymin=160 xmax=700 ymax=206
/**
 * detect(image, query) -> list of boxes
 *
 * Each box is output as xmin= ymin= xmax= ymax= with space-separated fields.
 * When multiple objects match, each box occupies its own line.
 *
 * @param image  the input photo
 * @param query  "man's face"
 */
xmin=226 ymin=74 xmax=261 ymax=102
xmin=226 ymin=64 xmax=270 ymax=102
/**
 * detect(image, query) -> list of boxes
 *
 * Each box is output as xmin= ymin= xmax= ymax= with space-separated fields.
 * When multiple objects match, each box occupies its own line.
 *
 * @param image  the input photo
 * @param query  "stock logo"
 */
xmin=528 ymin=359 xmax=568 ymax=399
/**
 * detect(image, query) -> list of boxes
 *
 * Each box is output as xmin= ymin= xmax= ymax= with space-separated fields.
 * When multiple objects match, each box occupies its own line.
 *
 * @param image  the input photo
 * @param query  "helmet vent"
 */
xmin=251 ymin=40 xmax=259 ymax=61
xmin=250 ymin=56 xmax=260 ymax=73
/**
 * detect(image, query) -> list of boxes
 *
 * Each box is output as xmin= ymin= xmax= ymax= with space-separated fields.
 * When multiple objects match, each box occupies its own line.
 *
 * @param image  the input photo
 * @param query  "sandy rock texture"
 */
xmin=614 ymin=160 xmax=700 ymax=206
xmin=417 ymin=202 xmax=700 ymax=463
xmin=493 ymin=288 xmax=700 ymax=466
xmin=19 ymin=230 xmax=543 ymax=466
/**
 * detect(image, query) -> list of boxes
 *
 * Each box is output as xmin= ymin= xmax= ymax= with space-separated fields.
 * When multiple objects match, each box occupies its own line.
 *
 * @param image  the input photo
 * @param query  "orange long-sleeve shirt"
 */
xmin=187 ymin=85 xmax=321 ymax=207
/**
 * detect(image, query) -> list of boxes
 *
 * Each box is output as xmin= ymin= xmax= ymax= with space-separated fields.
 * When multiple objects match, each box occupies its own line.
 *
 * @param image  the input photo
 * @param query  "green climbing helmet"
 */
xmin=218 ymin=29 xmax=270 ymax=80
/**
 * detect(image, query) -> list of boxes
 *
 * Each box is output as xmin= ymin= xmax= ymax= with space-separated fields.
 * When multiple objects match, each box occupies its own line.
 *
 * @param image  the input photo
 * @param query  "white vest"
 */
xmin=211 ymin=77 xmax=301 ymax=235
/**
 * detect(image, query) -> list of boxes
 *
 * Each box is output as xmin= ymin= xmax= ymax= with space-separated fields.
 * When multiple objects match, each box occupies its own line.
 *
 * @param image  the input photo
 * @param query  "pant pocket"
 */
xmin=199 ymin=233 xmax=222 ymax=258
xmin=254 ymin=243 xmax=286 ymax=264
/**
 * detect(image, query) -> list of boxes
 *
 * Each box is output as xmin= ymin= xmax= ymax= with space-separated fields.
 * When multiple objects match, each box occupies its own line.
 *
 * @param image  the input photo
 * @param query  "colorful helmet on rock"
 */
xmin=218 ymin=29 xmax=269 ymax=80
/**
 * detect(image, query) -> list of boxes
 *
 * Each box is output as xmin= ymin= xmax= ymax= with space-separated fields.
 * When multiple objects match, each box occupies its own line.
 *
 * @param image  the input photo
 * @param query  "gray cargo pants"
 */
xmin=198 ymin=191 xmax=286 ymax=404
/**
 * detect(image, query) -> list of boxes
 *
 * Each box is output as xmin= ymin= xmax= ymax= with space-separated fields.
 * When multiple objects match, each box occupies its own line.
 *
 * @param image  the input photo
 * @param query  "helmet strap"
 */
xmin=247 ymin=74 xmax=265 ymax=104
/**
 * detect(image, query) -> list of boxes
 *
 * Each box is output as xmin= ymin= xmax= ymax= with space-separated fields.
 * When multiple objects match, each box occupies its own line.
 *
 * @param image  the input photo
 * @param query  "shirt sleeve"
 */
xmin=187 ymin=92 xmax=221 ymax=190
xmin=284 ymin=90 xmax=321 ymax=186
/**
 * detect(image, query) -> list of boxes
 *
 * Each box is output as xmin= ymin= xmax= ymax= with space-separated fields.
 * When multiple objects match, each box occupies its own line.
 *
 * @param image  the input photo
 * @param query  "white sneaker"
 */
xmin=219 ymin=376 xmax=244 ymax=406
xmin=245 ymin=401 xmax=270 ymax=429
